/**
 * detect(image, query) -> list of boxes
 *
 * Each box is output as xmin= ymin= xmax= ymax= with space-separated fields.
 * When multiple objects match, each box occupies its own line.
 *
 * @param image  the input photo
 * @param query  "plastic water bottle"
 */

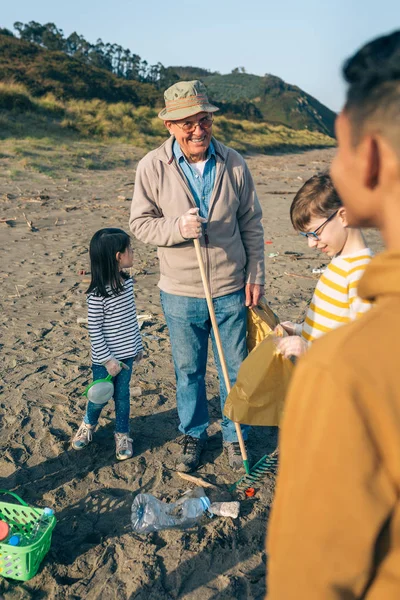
xmin=30 ymin=508 xmax=54 ymax=541
xmin=131 ymin=490 xmax=210 ymax=533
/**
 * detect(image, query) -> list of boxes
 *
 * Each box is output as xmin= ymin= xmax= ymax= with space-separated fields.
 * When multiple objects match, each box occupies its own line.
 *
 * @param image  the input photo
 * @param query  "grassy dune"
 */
xmin=0 ymin=83 xmax=335 ymax=178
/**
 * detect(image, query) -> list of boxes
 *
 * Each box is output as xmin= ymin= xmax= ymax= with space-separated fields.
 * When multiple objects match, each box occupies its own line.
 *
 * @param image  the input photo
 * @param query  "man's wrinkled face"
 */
xmin=166 ymin=112 xmax=212 ymax=161
xmin=330 ymin=112 xmax=380 ymax=228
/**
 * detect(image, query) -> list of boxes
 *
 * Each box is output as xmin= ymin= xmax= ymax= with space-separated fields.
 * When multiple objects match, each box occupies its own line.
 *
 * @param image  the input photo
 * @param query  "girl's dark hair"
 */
xmin=86 ymin=228 xmax=131 ymax=297
xmin=290 ymin=173 xmax=342 ymax=231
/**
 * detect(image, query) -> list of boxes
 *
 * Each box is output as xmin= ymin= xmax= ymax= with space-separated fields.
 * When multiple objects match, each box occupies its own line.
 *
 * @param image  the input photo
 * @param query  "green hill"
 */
xmin=202 ymin=73 xmax=336 ymax=136
xmin=0 ymin=27 xmax=336 ymax=138
xmin=0 ymin=33 xmax=158 ymax=106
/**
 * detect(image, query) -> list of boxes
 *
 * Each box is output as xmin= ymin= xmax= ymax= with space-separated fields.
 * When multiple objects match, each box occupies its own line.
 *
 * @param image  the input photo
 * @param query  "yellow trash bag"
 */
xmin=247 ymin=297 xmax=280 ymax=352
xmin=224 ymin=298 xmax=293 ymax=427
xmin=224 ymin=335 xmax=294 ymax=426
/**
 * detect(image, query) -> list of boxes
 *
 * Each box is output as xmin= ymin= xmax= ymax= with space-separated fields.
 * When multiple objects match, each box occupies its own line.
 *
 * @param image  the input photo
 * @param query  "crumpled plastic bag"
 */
xmin=223 ymin=298 xmax=293 ymax=427
xmin=247 ymin=297 xmax=280 ymax=352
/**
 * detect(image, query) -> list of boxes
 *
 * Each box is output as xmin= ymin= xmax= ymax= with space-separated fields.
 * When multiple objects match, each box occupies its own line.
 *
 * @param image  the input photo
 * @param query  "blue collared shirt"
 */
xmin=173 ymin=139 xmax=216 ymax=219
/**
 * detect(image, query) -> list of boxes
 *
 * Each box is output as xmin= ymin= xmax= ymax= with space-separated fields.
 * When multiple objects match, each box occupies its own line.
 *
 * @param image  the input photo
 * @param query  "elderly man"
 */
xmin=130 ymin=80 xmax=264 ymax=472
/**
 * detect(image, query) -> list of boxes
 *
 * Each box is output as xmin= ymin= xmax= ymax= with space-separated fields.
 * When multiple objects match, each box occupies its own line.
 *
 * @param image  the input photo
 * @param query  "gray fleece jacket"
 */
xmin=129 ymin=136 xmax=265 ymax=298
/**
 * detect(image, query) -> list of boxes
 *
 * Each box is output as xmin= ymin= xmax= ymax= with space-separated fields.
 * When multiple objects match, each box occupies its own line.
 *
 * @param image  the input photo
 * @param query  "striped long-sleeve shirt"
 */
xmin=87 ymin=277 xmax=143 ymax=364
xmin=301 ymin=248 xmax=373 ymax=344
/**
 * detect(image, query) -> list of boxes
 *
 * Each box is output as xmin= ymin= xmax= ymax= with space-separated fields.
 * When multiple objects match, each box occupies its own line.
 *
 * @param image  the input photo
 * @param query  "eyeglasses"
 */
xmin=173 ymin=115 xmax=214 ymax=133
xmin=299 ymin=210 xmax=339 ymax=240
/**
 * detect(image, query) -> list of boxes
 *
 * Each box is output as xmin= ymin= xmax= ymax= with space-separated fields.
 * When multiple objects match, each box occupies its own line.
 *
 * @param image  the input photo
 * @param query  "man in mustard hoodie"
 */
xmin=267 ymin=30 xmax=400 ymax=599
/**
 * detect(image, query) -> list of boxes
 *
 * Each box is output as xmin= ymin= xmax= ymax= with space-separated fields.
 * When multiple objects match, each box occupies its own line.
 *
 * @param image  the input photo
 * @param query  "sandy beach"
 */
xmin=0 ymin=144 xmax=383 ymax=599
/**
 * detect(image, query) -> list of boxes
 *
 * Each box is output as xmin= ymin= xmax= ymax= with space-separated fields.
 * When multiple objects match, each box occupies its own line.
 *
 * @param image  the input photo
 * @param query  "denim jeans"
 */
xmin=84 ymin=357 xmax=134 ymax=434
xmin=160 ymin=289 xmax=249 ymax=443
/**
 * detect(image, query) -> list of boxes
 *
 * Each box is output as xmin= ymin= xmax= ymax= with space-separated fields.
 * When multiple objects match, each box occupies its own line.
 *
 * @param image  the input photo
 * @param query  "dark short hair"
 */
xmin=87 ymin=228 xmax=131 ymax=297
xmin=290 ymin=173 xmax=342 ymax=231
xmin=343 ymin=30 xmax=400 ymax=148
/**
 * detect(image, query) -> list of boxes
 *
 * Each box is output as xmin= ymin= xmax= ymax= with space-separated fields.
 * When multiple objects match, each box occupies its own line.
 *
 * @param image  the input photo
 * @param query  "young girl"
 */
xmin=276 ymin=173 xmax=373 ymax=358
xmin=72 ymin=228 xmax=143 ymax=460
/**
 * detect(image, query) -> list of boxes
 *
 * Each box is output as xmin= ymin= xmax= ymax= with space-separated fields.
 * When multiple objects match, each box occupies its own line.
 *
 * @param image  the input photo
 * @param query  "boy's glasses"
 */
xmin=299 ymin=210 xmax=339 ymax=240
xmin=173 ymin=115 xmax=214 ymax=133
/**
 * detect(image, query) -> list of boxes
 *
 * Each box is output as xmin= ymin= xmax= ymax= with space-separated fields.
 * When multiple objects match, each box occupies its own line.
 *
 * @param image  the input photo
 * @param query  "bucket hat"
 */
xmin=158 ymin=80 xmax=219 ymax=121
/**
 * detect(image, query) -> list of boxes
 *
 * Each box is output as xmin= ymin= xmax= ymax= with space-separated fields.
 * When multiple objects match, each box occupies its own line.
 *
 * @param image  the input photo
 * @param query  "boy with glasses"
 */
xmin=276 ymin=173 xmax=373 ymax=359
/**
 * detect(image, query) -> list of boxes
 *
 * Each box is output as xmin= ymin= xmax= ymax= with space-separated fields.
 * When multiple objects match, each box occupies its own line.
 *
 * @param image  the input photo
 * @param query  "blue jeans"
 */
xmin=160 ymin=289 xmax=249 ymax=443
xmin=84 ymin=357 xmax=134 ymax=434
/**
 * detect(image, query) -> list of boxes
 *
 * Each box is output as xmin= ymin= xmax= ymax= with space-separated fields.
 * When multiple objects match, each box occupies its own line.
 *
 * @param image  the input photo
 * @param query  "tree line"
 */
xmin=7 ymin=21 xmax=179 ymax=89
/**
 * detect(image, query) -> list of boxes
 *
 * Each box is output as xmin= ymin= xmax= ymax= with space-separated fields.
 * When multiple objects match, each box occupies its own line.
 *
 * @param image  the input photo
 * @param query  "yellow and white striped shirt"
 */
xmin=301 ymin=248 xmax=373 ymax=344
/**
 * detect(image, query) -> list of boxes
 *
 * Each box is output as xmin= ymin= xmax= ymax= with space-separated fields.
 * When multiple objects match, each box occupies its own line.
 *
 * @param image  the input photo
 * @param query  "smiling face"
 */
xmin=303 ymin=208 xmax=349 ymax=257
xmin=165 ymin=111 xmax=212 ymax=163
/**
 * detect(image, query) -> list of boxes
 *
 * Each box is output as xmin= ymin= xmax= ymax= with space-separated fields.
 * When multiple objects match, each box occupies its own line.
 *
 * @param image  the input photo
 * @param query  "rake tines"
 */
xmin=231 ymin=448 xmax=279 ymax=493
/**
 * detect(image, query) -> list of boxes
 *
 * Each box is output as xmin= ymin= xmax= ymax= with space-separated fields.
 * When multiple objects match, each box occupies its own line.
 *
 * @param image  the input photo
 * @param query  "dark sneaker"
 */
xmin=223 ymin=441 xmax=248 ymax=471
xmin=176 ymin=435 xmax=206 ymax=472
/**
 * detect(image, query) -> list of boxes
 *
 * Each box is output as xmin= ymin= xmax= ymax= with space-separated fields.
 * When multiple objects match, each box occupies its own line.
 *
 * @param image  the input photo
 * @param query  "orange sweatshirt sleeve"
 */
xmin=266 ymin=356 xmax=395 ymax=599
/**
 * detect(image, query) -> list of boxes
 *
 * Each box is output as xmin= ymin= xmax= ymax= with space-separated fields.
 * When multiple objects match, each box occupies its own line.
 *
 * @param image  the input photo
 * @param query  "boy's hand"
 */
xmin=275 ymin=335 xmax=308 ymax=359
xmin=134 ymin=351 xmax=144 ymax=363
xmin=104 ymin=358 xmax=122 ymax=377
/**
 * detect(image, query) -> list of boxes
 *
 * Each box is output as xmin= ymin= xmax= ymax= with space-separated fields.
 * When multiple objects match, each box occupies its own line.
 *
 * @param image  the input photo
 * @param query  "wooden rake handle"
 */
xmin=193 ymin=238 xmax=249 ymax=469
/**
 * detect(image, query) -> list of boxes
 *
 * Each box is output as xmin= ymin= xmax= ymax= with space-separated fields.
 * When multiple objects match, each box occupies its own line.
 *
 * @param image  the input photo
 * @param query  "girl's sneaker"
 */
xmin=115 ymin=433 xmax=133 ymax=461
xmin=72 ymin=422 xmax=95 ymax=450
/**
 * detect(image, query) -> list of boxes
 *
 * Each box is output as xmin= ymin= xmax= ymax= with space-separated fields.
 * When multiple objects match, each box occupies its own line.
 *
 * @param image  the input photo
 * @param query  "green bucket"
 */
xmin=0 ymin=491 xmax=56 ymax=581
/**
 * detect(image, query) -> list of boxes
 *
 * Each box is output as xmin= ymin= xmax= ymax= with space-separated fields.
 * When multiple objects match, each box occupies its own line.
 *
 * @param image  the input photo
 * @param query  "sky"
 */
xmin=2 ymin=0 xmax=399 ymax=112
